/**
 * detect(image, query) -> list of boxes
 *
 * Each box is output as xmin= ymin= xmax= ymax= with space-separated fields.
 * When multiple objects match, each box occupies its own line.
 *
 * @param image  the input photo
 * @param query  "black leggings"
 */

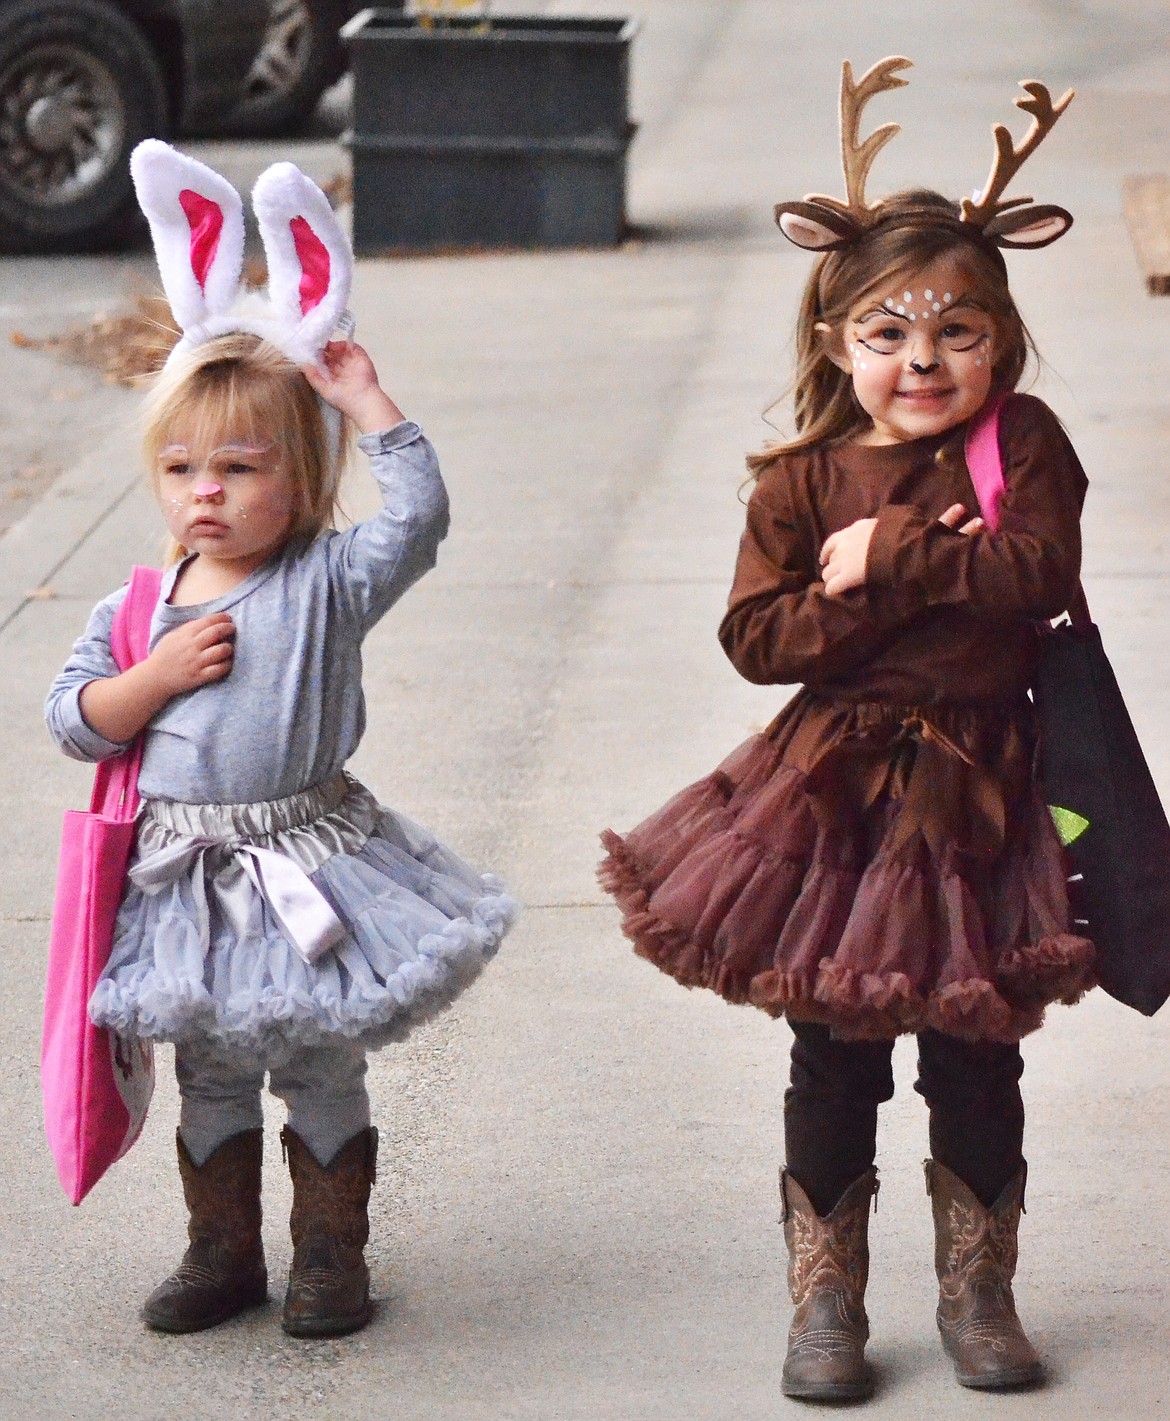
xmin=785 ymin=1020 xmax=1025 ymax=1215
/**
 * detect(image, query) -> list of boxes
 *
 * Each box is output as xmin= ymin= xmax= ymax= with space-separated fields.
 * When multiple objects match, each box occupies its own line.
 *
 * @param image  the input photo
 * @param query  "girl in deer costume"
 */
xmin=46 ymin=140 xmax=516 ymax=1338
xmin=600 ymin=58 xmax=1089 ymax=1401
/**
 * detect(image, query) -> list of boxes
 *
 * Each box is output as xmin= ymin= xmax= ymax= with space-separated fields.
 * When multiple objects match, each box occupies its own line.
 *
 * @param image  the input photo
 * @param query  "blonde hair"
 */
xmin=142 ymin=331 xmax=353 ymax=563
xmin=748 ymin=190 xmax=1038 ymax=475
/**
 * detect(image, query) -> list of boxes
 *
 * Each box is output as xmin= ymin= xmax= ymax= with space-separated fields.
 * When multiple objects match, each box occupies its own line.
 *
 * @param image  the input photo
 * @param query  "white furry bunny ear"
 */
xmin=252 ymin=162 xmax=352 ymax=367
xmin=129 ymin=139 xmax=245 ymax=346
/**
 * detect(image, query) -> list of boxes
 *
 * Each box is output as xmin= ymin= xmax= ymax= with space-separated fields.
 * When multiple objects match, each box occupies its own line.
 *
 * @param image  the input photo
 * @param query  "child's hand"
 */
xmin=302 ymin=340 xmax=405 ymax=434
xmin=146 ymin=613 xmax=236 ymax=697
xmin=821 ymin=504 xmax=985 ymax=596
xmin=820 ymin=518 xmax=878 ymax=596
xmin=939 ymin=503 xmax=985 ymax=535
xmin=79 ymin=613 xmax=236 ymax=746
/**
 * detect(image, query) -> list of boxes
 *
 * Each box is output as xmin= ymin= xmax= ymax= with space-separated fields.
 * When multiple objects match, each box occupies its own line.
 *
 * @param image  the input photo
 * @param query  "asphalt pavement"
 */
xmin=3 ymin=2 xmax=1170 ymax=1417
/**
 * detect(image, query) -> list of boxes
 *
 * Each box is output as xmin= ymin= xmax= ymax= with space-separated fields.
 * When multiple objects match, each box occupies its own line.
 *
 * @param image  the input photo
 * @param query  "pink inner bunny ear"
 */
xmin=290 ymin=216 xmax=331 ymax=315
xmin=178 ymin=189 xmax=225 ymax=293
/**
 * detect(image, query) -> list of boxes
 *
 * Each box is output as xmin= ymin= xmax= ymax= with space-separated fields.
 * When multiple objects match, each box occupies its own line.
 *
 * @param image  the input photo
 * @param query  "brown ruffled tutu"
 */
xmin=599 ymin=691 xmax=1094 ymax=1043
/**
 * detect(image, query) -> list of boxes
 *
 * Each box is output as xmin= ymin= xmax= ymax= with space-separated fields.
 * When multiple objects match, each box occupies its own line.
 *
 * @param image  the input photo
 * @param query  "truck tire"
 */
xmin=226 ymin=0 xmax=346 ymax=136
xmin=0 ymin=0 xmax=169 ymax=252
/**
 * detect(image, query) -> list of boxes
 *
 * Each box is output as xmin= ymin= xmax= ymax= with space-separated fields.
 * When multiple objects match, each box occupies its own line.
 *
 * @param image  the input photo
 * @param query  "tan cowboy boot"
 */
xmin=143 ymin=1129 xmax=268 ymax=1333
xmin=925 ymin=1160 xmax=1043 ymax=1389
xmin=280 ymin=1125 xmax=378 ymax=1337
xmin=780 ymin=1167 xmax=879 ymax=1401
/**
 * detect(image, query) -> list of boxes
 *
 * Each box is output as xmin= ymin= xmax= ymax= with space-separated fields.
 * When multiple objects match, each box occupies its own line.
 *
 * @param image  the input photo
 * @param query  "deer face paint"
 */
xmin=839 ymin=255 xmax=997 ymax=445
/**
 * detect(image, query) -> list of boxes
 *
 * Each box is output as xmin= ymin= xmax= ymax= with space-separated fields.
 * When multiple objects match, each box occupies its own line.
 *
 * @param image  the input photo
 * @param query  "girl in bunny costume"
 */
xmin=601 ymin=59 xmax=1090 ymax=1400
xmin=46 ymin=140 xmax=517 ymax=1338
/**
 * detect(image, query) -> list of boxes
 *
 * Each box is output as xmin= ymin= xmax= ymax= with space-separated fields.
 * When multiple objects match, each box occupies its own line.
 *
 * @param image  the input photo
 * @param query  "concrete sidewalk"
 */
xmin=4 ymin=2 xmax=1170 ymax=1416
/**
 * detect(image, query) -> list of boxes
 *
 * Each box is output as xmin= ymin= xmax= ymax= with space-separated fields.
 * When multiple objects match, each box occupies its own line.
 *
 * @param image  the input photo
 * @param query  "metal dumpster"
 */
xmin=342 ymin=11 xmax=639 ymax=253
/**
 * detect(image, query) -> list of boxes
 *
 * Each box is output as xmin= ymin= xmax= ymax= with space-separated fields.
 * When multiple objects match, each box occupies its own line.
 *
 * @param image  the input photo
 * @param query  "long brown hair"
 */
xmin=142 ymin=332 xmax=352 ymax=563
xmin=748 ymin=190 xmax=1038 ymax=474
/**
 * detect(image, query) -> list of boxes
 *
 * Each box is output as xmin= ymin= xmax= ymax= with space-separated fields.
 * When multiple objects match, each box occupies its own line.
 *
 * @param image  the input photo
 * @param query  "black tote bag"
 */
xmin=966 ymin=394 xmax=1170 ymax=1014
xmin=1033 ymin=590 xmax=1170 ymax=1014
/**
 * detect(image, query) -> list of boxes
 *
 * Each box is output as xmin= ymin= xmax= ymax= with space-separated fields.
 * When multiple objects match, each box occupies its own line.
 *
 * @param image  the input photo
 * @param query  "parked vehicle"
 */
xmin=0 ymin=0 xmax=266 ymax=252
xmin=228 ymin=0 xmax=367 ymax=136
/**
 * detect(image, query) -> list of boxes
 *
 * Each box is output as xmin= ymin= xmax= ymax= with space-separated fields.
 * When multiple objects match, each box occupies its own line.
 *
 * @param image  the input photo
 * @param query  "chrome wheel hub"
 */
xmin=0 ymin=43 xmax=125 ymax=205
xmin=244 ymin=0 xmax=314 ymax=100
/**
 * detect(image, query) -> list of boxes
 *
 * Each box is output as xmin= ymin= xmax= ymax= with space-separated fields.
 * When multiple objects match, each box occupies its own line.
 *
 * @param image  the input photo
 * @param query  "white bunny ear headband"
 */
xmin=130 ymin=139 xmax=354 ymax=370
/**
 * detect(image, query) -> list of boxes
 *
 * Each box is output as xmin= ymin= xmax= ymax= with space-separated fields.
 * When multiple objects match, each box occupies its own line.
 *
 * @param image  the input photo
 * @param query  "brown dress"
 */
xmin=599 ymin=394 xmax=1095 ymax=1043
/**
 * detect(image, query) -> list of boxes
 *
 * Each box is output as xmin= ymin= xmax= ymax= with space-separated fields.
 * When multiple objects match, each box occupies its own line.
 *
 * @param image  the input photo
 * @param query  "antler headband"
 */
xmin=774 ymin=57 xmax=1074 ymax=254
xmin=129 ymin=139 xmax=353 ymax=368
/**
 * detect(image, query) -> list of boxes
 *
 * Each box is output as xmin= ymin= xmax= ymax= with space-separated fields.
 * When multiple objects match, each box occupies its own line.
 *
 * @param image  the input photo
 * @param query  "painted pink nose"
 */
xmin=193 ymin=481 xmax=223 ymax=498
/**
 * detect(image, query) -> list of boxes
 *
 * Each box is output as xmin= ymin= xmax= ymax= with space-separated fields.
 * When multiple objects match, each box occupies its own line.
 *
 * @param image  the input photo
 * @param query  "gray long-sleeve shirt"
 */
xmin=46 ymin=421 xmax=448 ymax=805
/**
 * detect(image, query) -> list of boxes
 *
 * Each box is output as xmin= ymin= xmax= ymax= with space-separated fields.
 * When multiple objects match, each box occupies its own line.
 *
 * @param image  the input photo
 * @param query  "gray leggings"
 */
xmin=175 ymin=1036 xmax=370 ymax=1168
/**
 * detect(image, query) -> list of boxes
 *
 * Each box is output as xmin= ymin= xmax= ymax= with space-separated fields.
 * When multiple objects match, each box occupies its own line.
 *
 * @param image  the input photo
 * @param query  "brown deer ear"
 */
xmin=984 ymin=204 xmax=1073 ymax=249
xmin=774 ymin=201 xmax=863 ymax=251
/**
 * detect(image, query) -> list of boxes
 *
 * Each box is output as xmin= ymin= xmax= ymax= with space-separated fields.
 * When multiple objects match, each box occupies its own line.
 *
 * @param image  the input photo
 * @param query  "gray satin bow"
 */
xmin=129 ymin=833 xmax=347 ymax=965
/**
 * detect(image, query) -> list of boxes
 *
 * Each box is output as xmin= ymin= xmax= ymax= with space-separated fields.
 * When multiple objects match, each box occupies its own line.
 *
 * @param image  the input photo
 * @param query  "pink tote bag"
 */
xmin=42 ymin=565 xmax=163 ymax=1204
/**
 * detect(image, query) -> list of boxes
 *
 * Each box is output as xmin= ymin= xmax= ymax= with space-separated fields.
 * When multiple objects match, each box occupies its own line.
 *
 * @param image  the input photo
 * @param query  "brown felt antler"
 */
xmin=961 ymin=81 xmax=1074 ymax=225
xmin=773 ymin=60 xmax=1074 ymax=256
xmin=775 ymin=56 xmax=912 ymax=251
xmin=812 ymin=55 xmax=913 ymax=217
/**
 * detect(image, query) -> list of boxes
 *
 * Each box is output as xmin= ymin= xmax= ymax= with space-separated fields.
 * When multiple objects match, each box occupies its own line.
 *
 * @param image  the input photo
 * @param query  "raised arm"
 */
xmin=303 ymin=339 xmax=406 ymax=440
xmin=305 ymin=341 xmax=450 ymax=632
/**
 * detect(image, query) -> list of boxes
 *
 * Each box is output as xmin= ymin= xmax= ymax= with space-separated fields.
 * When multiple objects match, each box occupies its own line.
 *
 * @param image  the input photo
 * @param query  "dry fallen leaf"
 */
xmin=9 ymin=287 xmax=183 ymax=385
xmin=322 ymin=171 xmax=353 ymax=208
xmin=6 ymin=246 xmax=299 ymax=384
xmin=26 ymin=586 xmax=57 ymax=600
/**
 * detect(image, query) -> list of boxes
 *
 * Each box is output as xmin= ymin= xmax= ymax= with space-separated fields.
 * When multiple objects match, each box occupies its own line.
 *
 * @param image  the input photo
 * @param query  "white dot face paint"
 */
xmin=843 ymin=255 xmax=997 ymax=445
xmin=154 ymin=433 xmax=295 ymax=571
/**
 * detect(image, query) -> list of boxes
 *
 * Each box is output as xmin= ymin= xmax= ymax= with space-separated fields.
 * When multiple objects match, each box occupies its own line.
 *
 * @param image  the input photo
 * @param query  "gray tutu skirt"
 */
xmin=89 ymin=773 xmax=518 ymax=1059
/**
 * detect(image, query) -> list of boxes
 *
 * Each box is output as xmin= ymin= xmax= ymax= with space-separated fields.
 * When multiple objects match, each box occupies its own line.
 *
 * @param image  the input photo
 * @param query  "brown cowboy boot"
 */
xmin=143 ymin=1129 xmax=268 ymax=1333
xmin=281 ymin=1125 xmax=378 ymax=1337
xmin=780 ymin=1167 xmax=879 ymax=1401
xmin=925 ymin=1160 xmax=1043 ymax=1389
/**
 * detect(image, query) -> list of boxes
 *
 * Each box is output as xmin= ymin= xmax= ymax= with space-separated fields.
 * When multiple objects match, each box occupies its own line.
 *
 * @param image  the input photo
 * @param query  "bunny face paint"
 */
xmin=836 ymin=254 xmax=997 ymax=445
xmin=155 ymin=436 xmax=297 ymax=574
